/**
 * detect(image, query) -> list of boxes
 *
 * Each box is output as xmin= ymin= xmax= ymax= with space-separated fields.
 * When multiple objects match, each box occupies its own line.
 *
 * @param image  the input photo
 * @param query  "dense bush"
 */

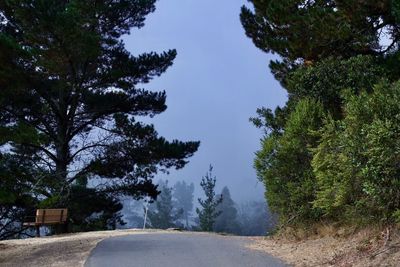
xmin=286 ymin=56 xmax=385 ymax=117
xmin=255 ymin=98 xmax=325 ymax=222
xmin=313 ymin=82 xmax=400 ymax=223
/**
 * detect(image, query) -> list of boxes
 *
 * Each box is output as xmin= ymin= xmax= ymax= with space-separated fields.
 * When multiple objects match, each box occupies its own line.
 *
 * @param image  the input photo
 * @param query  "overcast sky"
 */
xmin=123 ymin=0 xmax=287 ymax=203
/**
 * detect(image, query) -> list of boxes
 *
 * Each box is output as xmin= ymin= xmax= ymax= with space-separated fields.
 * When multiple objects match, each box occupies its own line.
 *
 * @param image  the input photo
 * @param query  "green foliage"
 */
xmin=393 ymin=210 xmax=400 ymax=224
xmin=311 ymin=119 xmax=361 ymax=218
xmin=243 ymin=0 xmax=400 ymax=227
xmin=0 ymin=153 xmax=39 ymax=238
xmin=196 ymin=165 xmax=222 ymax=232
xmin=67 ymin=186 xmax=124 ymax=231
xmin=287 ymin=56 xmax=385 ymax=117
xmin=254 ymin=98 xmax=325 ymax=222
xmin=313 ymin=82 xmax=400 ymax=222
xmin=392 ymin=0 xmax=400 ymax=23
xmin=250 ymin=104 xmax=290 ymax=136
xmin=241 ymin=0 xmax=396 ymax=84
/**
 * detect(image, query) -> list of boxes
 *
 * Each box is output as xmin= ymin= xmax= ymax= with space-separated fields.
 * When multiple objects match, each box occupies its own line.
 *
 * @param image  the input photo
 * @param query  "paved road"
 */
xmin=84 ymin=232 xmax=287 ymax=267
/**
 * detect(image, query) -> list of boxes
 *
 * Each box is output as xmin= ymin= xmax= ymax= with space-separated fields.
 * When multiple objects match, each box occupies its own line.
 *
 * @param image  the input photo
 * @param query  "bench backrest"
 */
xmin=35 ymin=209 xmax=68 ymax=224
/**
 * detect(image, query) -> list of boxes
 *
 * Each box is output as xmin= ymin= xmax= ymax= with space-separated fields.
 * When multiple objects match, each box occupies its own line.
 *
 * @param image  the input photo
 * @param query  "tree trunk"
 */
xmin=55 ymin=90 xmax=71 ymax=202
xmin=35 ymin=226 xmax=40 ymax=237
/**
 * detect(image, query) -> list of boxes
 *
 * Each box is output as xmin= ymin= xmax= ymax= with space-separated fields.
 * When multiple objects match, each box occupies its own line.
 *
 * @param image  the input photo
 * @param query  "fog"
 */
xmin=123 ymin=0 xmax=287 ymax=204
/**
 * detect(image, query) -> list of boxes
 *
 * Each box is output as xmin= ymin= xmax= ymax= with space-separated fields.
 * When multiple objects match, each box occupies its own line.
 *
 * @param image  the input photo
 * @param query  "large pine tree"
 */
xmin=0 ymin=0 xmax=199 ymax=234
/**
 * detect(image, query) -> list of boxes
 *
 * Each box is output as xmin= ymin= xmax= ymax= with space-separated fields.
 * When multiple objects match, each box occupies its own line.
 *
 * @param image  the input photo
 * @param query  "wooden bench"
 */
xmin=23 ymin=209 xmax=68 ymax=237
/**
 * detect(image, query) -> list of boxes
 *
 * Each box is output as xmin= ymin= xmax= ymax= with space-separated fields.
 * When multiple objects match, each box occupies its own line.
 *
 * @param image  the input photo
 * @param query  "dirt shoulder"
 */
xmin=248 ymin=225 xmax=400 ymax=267
xmin=0 ymin=229 xmax=163 ymax=267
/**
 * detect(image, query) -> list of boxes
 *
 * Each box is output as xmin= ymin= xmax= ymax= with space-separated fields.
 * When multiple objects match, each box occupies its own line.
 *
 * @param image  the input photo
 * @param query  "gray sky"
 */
xmin=123 ymin=0 xmax=287 ymax=203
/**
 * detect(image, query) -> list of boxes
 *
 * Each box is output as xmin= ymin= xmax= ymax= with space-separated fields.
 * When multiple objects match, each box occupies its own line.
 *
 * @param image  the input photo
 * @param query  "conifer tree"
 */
xmin=196 ymin=165 xmax=222 ymax=232
xmin=147 ymin=180 xmax=183 ymax=229
xmin=173 ymin=181 xmax=194 ymax=229
xmin=214 ymin=186 xmax=240 ymax=234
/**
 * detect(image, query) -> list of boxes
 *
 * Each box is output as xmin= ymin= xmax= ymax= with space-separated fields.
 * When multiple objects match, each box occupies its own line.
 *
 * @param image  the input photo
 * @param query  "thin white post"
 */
xmin=143 ymin=197 xmax=149 ymax=230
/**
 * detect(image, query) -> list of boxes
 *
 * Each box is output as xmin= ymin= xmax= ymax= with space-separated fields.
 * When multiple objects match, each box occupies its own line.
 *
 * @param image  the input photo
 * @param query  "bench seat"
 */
xmin=24 ymin=208 xmax=68 ymax=237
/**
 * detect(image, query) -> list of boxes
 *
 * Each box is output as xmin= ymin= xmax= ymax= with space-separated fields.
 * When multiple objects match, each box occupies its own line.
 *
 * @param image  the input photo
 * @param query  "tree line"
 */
xmin=122 ymin=166 xmax=276 ymax=236
xmin=241 ymin=1 xmax=400 ymax=226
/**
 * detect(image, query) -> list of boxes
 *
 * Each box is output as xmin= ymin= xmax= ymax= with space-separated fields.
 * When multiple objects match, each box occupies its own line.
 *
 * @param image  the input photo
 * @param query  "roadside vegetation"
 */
xmin=241 ymin=0 xmax=400 ymax=229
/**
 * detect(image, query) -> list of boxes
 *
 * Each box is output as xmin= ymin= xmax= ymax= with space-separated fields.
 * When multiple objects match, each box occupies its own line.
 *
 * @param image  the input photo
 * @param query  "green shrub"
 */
xmin=255 ymin=98 xmax=325 ymax=223
xmin=313 ymin=81 xmax=400 ymax=222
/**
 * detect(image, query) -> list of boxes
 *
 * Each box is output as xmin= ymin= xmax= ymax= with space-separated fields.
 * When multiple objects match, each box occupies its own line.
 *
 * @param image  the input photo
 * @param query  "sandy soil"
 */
xmin=248 ymin=226 xmax=400 ymax=267
xmin=0 ymin=229 xmax=162 ymax=267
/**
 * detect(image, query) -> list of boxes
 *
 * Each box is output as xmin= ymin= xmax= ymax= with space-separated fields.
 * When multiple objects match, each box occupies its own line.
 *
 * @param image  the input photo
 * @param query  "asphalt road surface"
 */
xmin=84 ymin=232 xmax=287 ymax=267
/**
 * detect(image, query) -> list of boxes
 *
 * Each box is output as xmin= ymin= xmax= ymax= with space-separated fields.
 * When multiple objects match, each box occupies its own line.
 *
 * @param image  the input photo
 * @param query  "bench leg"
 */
xmin=35 ymin=226 xmax=40 ymax=237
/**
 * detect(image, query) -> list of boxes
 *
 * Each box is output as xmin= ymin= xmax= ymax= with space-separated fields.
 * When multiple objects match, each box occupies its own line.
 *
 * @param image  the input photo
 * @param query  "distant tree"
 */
xmin=123 ymin=211 xmax=143 ymax=229
xmin=147 ymin=181 xmax=183 ymax=229
xmin=0 ymin=0 xmax=199 ymax=234
xmin=196 ymin=166 xmax=222 ymax=232
xmin=173 ymin=181 xmax=194 ymax=229
xmin=120 ymin=199 xmax=146 ymax=229
xmin=214 ymin=187 xmax=240 ymax=234
xmin=237 ymin=201 xmax=277 ymax=236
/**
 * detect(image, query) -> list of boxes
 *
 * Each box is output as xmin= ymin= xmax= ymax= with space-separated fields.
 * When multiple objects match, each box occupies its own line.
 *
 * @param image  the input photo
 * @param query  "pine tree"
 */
xmin=196 ymin=165 xmax=222 ymax=232
xmin=214 ymin=186 xmax=240 ymax=234
xmin=240 ymin=0 xmax=396 ymax=85
xmin=147 ymin=180 xmax=183 ymax=229
xmin=0 ymin=0 xmax=199 ymax=233
xmin=237 ymin=201 xmax=277 ymax=236
xmin=173 ymin=181 xmax=194 ymax=229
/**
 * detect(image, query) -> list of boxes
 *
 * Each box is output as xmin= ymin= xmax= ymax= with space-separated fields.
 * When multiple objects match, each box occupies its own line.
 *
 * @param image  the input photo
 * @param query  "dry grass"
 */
xmin=248 ymin=224 xmax=400 ymax=267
